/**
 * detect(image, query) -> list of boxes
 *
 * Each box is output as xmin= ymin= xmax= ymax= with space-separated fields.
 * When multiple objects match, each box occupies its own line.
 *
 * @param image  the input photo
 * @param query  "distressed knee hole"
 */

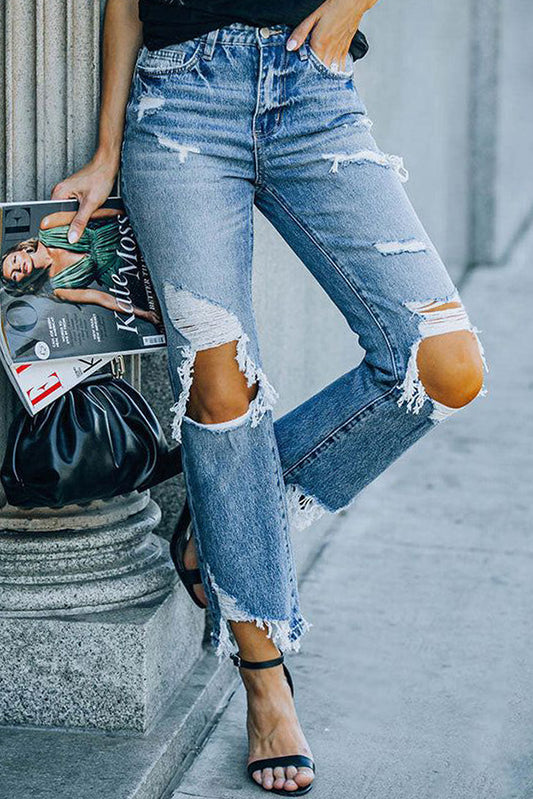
xmin=418 ymin=330 xmax=485 ymax=408
xmin=185 ymin=341 xmax=259 ymax=427
xmin=164 ymin=287 xmax=278 ymax=441
xmin=397 ymin=291 xmax=488 ymax=423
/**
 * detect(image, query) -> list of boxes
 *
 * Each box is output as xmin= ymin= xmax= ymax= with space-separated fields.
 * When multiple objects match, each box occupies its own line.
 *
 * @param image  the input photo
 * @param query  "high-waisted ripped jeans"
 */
xmin=121 ymin=21 xmax=487 ymax=658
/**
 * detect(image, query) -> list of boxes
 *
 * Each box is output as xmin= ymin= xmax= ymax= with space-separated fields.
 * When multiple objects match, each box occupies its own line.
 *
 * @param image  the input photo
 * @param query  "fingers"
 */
xmin=51 ymin=156 xmax=118 ymax=243
xmin=68 ymin=200 xmax=95 ymax=243
xmin=50 ymin=180 xmax=75 ymax=201
xmin=312 ymin=35 xmax=352 ymax=71
xmin=287 ymin=16 xmax=352 ymax=71
xmin=286 ymin=11 xmax=319 ymax=51
xmin=50 ymin=179 xmax=90 ymax=243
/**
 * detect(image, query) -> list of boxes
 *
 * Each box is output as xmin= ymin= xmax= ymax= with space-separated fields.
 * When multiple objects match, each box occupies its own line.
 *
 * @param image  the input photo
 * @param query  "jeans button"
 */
xmin=260 ymin=27 xmax=272 ymax=38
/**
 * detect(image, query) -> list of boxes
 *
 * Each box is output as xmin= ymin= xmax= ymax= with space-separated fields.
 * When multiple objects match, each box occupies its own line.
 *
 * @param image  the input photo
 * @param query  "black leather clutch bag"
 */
xmin=1 ymin=373 xmax=181 ymax=509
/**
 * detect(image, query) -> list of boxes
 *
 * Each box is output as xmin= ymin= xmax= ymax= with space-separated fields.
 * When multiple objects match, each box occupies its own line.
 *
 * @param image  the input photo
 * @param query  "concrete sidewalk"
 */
xmin=168 ymin=226 xmax=533 ymax=799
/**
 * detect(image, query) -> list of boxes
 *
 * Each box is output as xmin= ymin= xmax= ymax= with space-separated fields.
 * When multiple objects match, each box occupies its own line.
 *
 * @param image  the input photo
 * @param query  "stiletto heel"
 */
xmin=230 ymin=651 xmax=316 ymax=796
xmin=169 ymin=500 xmax=207 ymax=609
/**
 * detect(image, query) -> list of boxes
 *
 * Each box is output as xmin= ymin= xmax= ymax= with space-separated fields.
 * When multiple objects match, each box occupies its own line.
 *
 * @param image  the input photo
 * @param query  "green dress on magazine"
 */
xmin=39 ymin=220 xmax=121 ymax=291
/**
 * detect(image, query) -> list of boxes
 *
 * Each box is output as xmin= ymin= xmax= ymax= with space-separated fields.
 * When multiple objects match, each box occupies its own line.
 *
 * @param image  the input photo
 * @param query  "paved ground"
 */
xmin=170 ymin=227 xmax=533 ymax=799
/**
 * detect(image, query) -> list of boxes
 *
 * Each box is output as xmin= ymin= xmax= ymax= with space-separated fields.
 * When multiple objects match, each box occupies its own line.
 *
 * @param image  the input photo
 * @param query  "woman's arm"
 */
xmin=40 ymin=208 xmax=121 ymax=230
xmin=287 ymin=0 xmax=379 ymax=71
xmin=51 ymin=0 xmax=142 ymax=244
xmin=54 ymin=288 xmax=161 ymax=324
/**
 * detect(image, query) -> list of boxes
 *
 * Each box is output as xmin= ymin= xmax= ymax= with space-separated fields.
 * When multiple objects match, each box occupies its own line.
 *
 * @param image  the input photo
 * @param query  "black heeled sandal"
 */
xmin=169 ymin=500 xmax=207 ymax=609
xmin=230 ymin=651 xmax=316 ymax=796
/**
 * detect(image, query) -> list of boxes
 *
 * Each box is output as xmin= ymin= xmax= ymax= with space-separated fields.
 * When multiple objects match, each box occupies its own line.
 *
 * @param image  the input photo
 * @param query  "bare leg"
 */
xmin=230 ymin=620 xmax=315 ymax=792
xmin=184 ymin=342 xmax=315 ymax=792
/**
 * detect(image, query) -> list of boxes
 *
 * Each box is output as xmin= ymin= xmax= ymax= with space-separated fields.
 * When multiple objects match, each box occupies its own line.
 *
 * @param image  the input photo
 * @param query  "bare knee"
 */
xmin=417 ymin=329 xmax=484 ymax=408
xmin=186 ymin=340 xmax=257 ymax=425
xmin=163 ymin=287 xmax=278 ymax=442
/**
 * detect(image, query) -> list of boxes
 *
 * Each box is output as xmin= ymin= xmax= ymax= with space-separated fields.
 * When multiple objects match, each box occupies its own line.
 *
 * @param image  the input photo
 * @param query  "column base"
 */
xmin=0 ymin=585 xmax=205 ymax=732
xmin=0 ymin=492 xmax=205 ymax=731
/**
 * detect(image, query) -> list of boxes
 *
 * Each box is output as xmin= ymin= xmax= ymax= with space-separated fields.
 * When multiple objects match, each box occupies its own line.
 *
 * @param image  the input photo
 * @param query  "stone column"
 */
xmin=0 ymin=0 xmax=203 ymax=733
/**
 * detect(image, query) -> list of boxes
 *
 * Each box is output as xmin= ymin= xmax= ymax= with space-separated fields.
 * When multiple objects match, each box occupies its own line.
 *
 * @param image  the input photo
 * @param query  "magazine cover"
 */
xmin=7 ymin=354 xmax=114 ymax=415
xmin=0 ymin=197 xmax=166 ymax=364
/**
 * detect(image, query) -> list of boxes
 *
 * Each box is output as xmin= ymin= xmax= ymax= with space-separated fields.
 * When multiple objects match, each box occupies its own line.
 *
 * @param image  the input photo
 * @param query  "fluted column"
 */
xmin=0 ymin=0 xmax=203 ymax=732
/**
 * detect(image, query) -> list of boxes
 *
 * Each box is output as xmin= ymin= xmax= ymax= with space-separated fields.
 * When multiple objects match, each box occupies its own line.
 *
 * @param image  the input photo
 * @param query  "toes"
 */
xmin=294 ymin=767 xmax=315 ymax=787
xmin=262 ymin=768 xmax=274 ymax=790
xmin=282 ymin=778 xmax=299 ymax=791
xmin=285 ymin=765 xmax=298 ymax=780
xmin=252 ymin=765 xmax=310 ymax=791
xmin=273 ymin=766 xmax=286 ymax=790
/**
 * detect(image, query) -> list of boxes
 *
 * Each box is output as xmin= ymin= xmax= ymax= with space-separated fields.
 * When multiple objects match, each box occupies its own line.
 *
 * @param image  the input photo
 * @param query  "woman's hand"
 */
xmin=287 ymin=0 xmax=379 ymax=71
xmin=51 ymin=153 xmax=118 ymax=245
xmin=50 ymin=0 xmax=142 ymax=245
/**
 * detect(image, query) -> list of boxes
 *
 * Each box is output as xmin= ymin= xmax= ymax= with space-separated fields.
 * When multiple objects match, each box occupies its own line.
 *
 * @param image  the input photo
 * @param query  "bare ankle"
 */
xmin=241 ymin=666 xmax=291 ymax=700
xmin=229 ymin=620 xmax=282 ymax=663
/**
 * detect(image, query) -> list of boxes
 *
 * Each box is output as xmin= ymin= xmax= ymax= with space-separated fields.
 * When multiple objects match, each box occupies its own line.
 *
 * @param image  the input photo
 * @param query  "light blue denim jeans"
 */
xmin=121 ymin=21 xmax=487 ymax=658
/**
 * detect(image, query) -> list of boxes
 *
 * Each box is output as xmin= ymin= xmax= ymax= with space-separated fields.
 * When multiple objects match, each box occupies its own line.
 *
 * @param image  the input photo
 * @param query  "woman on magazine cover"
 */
xmin=1 ymin=208 xmax=159 ymax=324
xmin=53 ymin=1 xmax=487 ymax=794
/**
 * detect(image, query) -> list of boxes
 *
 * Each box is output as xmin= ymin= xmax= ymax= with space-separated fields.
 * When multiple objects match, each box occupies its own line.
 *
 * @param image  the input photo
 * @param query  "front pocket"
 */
xmin=307 ymin=44 xmax=354 ymax=79
xmin=136 ymin=37 xmax=204 ymax=76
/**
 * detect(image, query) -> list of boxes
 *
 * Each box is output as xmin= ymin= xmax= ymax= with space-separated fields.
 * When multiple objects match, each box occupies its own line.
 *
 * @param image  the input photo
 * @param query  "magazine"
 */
xmin=0 ymin=197 xmax=166 ymax=415
xmin=0 ymin=197 xmax=166 ymax=365
xmin=6 ymin=354 xmax=114 ymax=415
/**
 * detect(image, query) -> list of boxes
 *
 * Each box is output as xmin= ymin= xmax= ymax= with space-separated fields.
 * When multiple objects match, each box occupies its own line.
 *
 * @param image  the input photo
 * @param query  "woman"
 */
xmin=1 ymin=208 xmax=159 ymax=324
xmin=53 ymin=1 xmax=487 ymax=794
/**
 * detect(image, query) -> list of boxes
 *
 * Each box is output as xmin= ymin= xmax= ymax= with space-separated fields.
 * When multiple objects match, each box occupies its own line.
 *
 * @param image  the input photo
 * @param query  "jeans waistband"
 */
xmin=201 ymin=22 xmax=308 ymax=61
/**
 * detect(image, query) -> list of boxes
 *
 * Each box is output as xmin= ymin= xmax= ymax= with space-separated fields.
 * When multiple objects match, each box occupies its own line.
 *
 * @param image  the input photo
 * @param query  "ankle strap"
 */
xmin=230 ymin=652 xmax=284 ymax=670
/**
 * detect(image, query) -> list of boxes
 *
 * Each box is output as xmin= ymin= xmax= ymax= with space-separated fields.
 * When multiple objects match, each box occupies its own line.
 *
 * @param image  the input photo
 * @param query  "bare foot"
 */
xmin=240 ymin=664 xmax=315 ymax=793
xmin=182 ymin=533 xmax=207 ymax=607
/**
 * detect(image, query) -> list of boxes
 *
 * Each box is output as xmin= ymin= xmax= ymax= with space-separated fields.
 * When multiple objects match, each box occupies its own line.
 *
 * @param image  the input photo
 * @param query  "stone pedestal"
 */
xmin=0 ymin=492 xmax=204 ymax=731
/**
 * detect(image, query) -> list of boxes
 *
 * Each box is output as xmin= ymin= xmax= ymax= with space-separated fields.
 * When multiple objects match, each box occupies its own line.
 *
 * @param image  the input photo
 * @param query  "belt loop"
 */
xmin=203 ymin=28 xmax=219 ymax=60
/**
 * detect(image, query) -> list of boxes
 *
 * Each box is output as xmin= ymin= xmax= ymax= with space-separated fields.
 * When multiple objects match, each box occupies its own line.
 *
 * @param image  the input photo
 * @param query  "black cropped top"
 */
xmin=139 ymin=0 xmax=369 ymax=62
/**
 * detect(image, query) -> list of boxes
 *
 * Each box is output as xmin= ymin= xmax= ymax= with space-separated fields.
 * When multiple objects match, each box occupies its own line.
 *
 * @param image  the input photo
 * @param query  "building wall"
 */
xmin=494 ymin=0 xmax=533 ymax=260
xmin=354 ymin=0 xmax=473 ymax=282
